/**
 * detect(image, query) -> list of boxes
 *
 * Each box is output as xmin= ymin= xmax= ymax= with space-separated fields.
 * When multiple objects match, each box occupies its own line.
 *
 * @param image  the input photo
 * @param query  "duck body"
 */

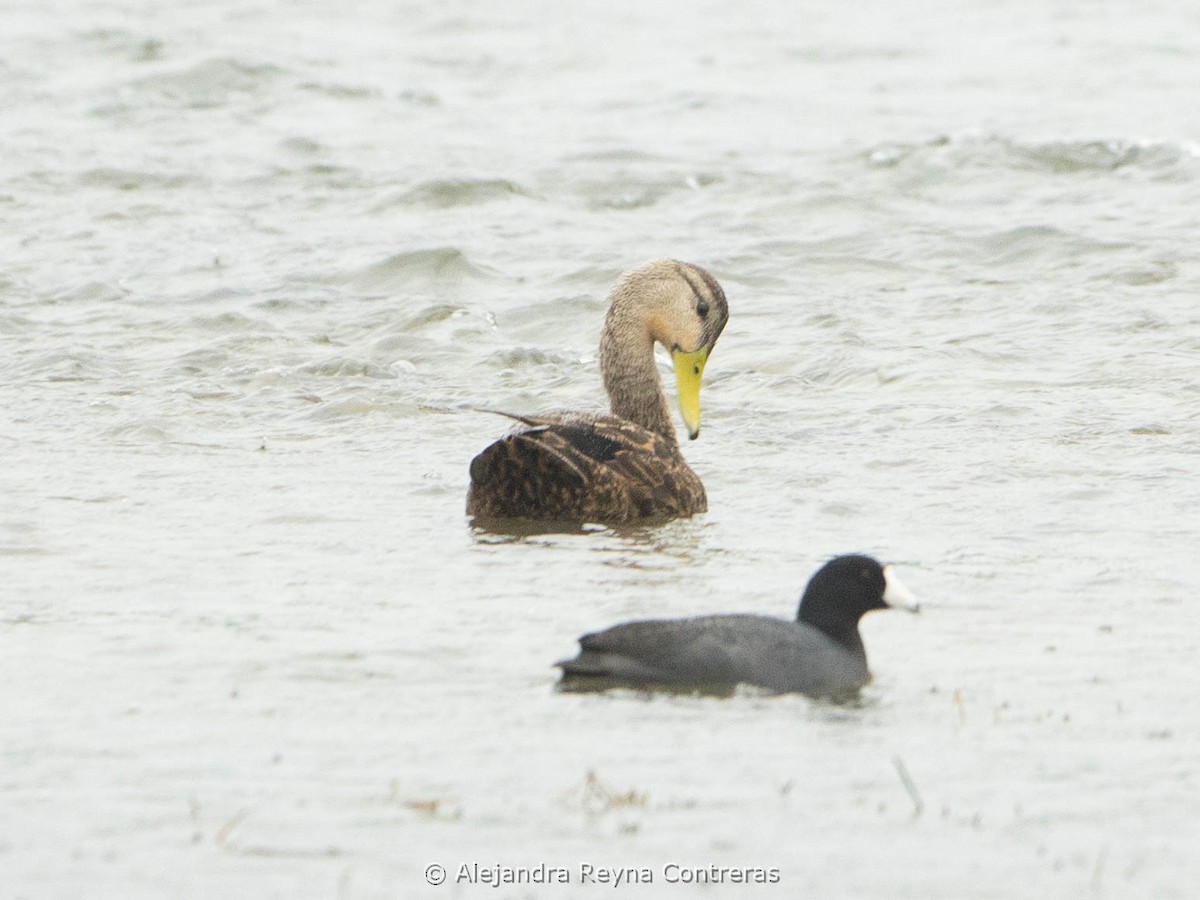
xmin=556 ymin=555 xmax=920 ymax=697
xmin=467 ymin=411 xmax=706 ymax=522
xmin=467 ymin=260 xmax=728 ymax=525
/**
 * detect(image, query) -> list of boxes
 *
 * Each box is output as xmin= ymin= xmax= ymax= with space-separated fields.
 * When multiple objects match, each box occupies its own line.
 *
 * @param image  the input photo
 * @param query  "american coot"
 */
xmin=467 ymin=260 xmax=729 ymax=524
xmin=556 ymin=555 xmax=919 ymax=697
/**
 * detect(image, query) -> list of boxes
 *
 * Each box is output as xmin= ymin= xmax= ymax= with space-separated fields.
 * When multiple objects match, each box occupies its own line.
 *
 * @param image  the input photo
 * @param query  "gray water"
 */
xmin=4 ymin=1 xmax=1200 ymax=898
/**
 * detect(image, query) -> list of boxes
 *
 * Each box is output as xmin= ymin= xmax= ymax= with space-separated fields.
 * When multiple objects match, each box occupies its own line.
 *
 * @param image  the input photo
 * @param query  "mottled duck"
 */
xmin=467 ymin=259 xmax=729 ymax=524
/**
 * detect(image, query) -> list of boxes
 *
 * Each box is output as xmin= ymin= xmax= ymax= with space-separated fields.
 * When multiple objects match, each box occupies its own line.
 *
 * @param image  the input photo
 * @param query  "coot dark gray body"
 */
xmin=557 ymin=555 xmax=918 ymax=697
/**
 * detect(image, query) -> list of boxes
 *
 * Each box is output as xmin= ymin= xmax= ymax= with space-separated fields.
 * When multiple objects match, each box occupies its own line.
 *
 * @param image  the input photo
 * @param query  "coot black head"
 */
xmin=797 ymin=554 xmax=919 ymax=651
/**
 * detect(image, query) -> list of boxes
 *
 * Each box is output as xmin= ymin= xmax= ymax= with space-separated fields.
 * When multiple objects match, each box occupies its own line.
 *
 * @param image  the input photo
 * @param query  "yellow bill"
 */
xmin=671 ymin=348 xmax=709 ymax=440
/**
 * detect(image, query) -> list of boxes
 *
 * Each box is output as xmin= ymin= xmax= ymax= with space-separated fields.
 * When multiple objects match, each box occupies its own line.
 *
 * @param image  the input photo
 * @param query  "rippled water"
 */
xmin=4 ymin=1 xmax=1200 ymax=898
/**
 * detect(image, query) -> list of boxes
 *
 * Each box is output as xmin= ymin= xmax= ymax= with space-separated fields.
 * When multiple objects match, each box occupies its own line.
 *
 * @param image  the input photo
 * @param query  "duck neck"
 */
xmin=600 ymin=301 xmax=677 ymax=445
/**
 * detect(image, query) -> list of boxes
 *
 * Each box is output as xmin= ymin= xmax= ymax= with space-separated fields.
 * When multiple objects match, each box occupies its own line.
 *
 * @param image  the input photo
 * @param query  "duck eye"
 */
xmin=697 ymin=300 xmax=709 ymax=318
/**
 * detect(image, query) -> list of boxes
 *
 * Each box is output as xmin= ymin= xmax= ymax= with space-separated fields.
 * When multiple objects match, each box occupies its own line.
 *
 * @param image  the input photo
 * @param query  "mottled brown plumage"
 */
xmin=467 ymin=411 xmax=706 ymax=522
xmin=467 ymin=260 xmax=729 ymax=525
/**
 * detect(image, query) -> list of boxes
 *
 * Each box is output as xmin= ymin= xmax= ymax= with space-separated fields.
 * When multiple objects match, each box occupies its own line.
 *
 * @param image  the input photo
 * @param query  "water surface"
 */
xmin=3 ymin=1 xmax=1200 ymax=898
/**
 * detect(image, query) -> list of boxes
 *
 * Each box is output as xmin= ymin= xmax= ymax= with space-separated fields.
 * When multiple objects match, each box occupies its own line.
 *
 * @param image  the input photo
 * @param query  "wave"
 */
xmin=866 ymin=133 xmax=1200 ymax=180
xmin=128 ymin=57 xmax=286 ymax=108
xmin=388 ymin=178 xmax=536 ymax=210
xmin=344 ymin=247 xmax=496 ymax=293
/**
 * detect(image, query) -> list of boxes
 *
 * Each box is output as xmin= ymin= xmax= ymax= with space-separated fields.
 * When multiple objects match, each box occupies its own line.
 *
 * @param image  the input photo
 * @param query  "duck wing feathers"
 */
xmin=466 ymin=413 xmax=706 ymax=523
